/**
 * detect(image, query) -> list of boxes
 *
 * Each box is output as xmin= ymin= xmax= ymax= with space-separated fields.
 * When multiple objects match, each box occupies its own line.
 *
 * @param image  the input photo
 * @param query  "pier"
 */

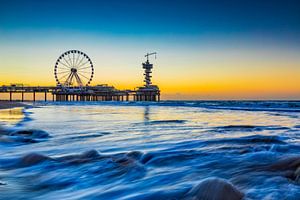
xmin=0 ymin=51 xmax=160 ymax=102
xmin=0 ymin=85 xmax=160 ymax=102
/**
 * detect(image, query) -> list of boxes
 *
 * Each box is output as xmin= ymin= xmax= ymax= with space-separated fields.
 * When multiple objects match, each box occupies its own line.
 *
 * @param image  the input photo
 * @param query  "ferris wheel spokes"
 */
xmin=54 ymin=50 xmax=94 ymax=87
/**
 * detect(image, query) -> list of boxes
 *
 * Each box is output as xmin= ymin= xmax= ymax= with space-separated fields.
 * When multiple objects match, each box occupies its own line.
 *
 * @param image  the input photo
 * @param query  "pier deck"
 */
xmin=0 ymin=85 xmax=160 ymax=102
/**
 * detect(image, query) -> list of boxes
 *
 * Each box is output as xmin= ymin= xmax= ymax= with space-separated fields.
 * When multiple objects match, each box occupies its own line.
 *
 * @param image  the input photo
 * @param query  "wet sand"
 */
xmin=0 ymin=101 xmax=26 ymax=110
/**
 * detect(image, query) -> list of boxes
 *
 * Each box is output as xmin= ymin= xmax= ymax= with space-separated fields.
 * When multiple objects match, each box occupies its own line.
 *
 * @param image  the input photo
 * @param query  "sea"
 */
xmin=0 ymin=101 xmax=300 ymax=200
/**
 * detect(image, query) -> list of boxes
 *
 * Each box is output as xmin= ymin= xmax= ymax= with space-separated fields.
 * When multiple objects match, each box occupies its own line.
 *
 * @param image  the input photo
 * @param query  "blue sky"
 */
xmin=0 ymin=0 xmax=300 ymax=99
xmin=1 ymin=0 xmax=299 ymax=39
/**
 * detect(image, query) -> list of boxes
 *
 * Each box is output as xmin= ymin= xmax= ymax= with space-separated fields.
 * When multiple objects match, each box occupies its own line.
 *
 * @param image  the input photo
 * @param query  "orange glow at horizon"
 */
xmin=0 ymin=36 xmax=300 ymax=100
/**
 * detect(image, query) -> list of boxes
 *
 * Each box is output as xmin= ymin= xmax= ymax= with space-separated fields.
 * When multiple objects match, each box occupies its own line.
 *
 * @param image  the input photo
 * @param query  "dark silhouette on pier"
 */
xmin=0 ymin=51 xmax=160 ymax=102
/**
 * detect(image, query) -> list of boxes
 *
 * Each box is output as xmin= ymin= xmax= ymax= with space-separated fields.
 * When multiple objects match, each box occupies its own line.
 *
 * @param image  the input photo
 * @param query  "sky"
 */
xmin=0 ymin=0 xmax=300 ymax=100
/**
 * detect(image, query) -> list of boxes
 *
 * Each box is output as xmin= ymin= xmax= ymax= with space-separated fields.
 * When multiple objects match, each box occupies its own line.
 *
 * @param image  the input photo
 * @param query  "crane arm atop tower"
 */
xmin=145 ymin=52 xmax=157 ymax=61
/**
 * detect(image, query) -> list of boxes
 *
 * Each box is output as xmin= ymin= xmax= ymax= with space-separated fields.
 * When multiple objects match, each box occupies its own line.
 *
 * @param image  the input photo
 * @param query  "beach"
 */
xmin=0 ymin=101 xmax=300 ymax=199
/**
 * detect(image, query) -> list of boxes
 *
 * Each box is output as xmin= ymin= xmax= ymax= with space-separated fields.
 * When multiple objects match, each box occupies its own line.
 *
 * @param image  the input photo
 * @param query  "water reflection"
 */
xmin=143 ymin=106 xmax=150 ymax=122
xmin=0 ymin=107 xmax=24 ymax=126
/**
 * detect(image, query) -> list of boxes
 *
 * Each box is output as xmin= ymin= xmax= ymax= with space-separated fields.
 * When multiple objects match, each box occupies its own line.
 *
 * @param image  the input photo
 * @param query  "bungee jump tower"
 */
xmin=134 ymin=52 xmax=160 ymax=101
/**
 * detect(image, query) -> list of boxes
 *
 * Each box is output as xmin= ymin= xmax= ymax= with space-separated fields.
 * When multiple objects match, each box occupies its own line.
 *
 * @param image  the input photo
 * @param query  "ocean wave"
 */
xmin=0 ymin=149 xmax=246 ymax=200
xmin=144 ymin=120 xmax=187 ymax=125
xmin=1 ymin=102 xmax=300 ymax=199
xmin=250 ymin=156 xmax=300 ymax=185
xmin=161 ymin=101 xmax=300 ymax=112
xmin=32 ymin=100 xmax=300 ymax=112
xmin=212 ymin=125 xmax=290 ymax=132
xmin=206 ymin=135 xmax=287 ymax=145
xmin=0 ymin=128 xmax=49 ymax=145
xmin=68 ymin=132 xmax=111 ymax=140
xmin=1 ymin=150 xmax=144 ymax=169
xmin=1 ymin=146 xmax=299 ymax=199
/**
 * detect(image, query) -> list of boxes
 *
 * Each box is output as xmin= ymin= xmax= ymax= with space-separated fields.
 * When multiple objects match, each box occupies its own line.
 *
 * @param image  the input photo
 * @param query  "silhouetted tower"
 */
xmin=143 ymin=52 xmax=156 ymax=87
xmin=134 ymin=52 xmax=160 ymax=101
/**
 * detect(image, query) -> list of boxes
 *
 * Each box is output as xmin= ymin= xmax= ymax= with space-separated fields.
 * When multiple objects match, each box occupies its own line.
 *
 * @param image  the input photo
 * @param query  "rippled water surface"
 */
xmin=0 ymin=101 xmax=300 ymax=199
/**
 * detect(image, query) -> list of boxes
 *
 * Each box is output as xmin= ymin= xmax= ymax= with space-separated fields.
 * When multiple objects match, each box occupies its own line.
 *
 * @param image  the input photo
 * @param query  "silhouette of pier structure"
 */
xmin=0 ymin=51 xmax=160 ymax=102
xmin=134 ymin=52 xmax=160 ymax=101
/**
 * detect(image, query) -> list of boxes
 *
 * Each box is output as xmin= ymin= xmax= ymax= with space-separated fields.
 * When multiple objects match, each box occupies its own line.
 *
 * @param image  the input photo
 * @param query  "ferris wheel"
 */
xmin=54 ymin=50 xmax=94 ymax=87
